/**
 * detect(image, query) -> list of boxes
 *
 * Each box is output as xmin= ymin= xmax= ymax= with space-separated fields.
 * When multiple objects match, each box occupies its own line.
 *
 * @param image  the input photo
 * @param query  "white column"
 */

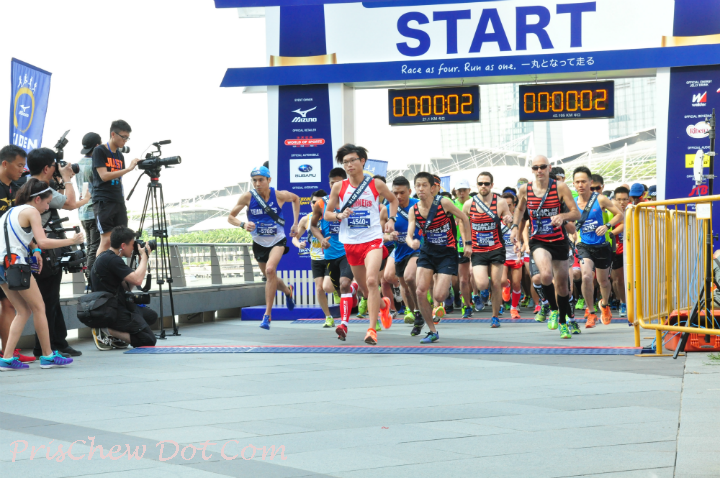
xmin=655 ymin=68 xmax=672 ymax=201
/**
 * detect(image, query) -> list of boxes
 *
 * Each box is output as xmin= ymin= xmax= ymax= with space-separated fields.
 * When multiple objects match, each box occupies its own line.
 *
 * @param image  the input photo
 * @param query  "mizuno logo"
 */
xmin=19 ymin=105 xmax=29 ymax=112
xmin=292 ymin=107 xmax=316 ymax=118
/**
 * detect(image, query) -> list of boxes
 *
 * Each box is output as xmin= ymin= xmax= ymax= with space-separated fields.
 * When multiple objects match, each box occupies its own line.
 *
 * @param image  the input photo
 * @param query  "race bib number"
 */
xmin=503 ymin=232 xmax=513 ymax=247
xmin=397 ymin=234 xmax=407 ymax=244
xmin=299 ymin=235 xmax=310 ymax=257
xmin=534 ymin=217 xmax=554 ymax=235
xmin=348 ymin=210 xmax=370 ymax=229
xmin=476 ymin=232 xmax=495 ymax=247
xmin=257 ymin=222 xmax=277 ymax=236
xmin=426 ymin=230 xmax=448 ymax=246
xmin=328 ymin=221 xmax=340 ymax=235
xmin=581 ymin=219 xmax=599 ymax=235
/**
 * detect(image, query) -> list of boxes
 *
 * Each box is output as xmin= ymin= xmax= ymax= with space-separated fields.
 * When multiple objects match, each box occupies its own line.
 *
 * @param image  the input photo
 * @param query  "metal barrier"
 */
xmin=626 ymin=195 xmax=720 ymax=355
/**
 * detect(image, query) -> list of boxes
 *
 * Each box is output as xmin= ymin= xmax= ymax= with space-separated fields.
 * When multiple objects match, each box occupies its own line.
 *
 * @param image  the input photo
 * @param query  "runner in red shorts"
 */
xmin=324 ymin=144 xmax=398 ymax=345
xmin=501 ymin=192 xmax=524 ymax=319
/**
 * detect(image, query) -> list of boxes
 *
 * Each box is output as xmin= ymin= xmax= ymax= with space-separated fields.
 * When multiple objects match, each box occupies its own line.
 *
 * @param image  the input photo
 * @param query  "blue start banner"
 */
xmin=9 ymin=58 xmax=52 ymax=153
xmin=363 ymin=159 xmax=388 ymax=177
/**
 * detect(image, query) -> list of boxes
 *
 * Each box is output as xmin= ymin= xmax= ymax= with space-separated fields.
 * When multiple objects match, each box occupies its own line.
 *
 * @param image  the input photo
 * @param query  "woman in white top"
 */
xmin=0 ymin=179 xmax=84 ymax=371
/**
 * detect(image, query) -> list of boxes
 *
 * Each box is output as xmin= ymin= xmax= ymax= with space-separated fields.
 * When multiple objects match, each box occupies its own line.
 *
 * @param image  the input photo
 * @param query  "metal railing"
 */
xmin=626 ymin=196 xmax=720 ymax=355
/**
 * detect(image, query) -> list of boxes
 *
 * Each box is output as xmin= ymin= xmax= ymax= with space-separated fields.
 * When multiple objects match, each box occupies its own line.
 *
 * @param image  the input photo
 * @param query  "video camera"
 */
xmin=45 ymin=217 xmax=87 ymax=274
xmin=138 ymin=140 xmax=181 ymax=175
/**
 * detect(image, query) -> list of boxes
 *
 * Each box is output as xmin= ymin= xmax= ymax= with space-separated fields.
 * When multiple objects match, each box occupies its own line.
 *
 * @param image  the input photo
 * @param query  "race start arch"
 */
xmin=215 ymin=0 xmax=720 ymax=275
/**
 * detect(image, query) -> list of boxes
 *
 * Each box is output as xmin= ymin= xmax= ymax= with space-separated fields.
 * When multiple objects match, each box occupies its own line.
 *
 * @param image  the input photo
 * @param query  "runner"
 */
xmin=501 ymin=192 xmax=524 ymax=320
xmin=406 ymin=172 xmax=471 ymax=343
xmin=572 ymin=167 xmax=624 ymax=328
xmin=453 ymin=179 xmax=474 ymax=318
xmin=324 ymin=144 xmax=398 ymax=345
xmin=611 ymin=186 xmax=630 ymax=320
xmin=228 ymin=166 xmax=299 ymax=330
xmin=462 ymin=172 xmax=513 ymax=328
xmin=292 ymin=190 xmax=334 ymax=328
xmin=510 ymin=155 xmax=581 ymax=339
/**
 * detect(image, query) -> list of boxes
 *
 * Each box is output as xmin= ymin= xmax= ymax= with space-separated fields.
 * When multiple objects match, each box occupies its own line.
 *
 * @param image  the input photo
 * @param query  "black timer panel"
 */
xmin=519 ymin=81 xmax=615 ymax=122
xmin=388 ymin=86 xmax=480 ymax=125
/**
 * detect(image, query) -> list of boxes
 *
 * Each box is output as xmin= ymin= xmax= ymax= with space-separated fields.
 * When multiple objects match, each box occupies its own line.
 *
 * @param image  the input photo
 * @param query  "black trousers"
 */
xmin=33 ymin=271 xmax=69 ymax=356
xmin=113 ymin=304 xmax=158 ymax=348
xmin=82 ymin=218 xmax=101 ymax=284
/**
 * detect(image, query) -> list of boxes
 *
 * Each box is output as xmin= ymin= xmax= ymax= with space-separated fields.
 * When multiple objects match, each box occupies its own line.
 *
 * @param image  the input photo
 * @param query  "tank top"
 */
xmin=338 ymin=177 xmax=382 ymax=245
xmin=575 ymin=194 xmax=606 ymax=246
xmin=320 ymin=198 xmax=345 ymax=260
xmin=469 ymin=194 xmax=504 ymax=253
xmin=393 ymin=198 xmax=421 ymax=263
xmin=247 ymin=188 xmax=286 ymax=248
xmin=414 ymin=197 xmax=456 ymax=252
xmin=527 ymin=180 xmax=566 ymax=242
xmin=0 ymin=205 xmax=34 ymax=264
xmin=503 ymin=229 xmax=518 ymax=261
xmin=307 ymin=212 xmax=324 ymax=261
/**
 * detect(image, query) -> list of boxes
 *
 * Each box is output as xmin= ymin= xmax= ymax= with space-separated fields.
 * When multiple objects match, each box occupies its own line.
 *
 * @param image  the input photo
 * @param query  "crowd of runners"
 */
xmin=230 ymin=144 xmax=653 ymax=345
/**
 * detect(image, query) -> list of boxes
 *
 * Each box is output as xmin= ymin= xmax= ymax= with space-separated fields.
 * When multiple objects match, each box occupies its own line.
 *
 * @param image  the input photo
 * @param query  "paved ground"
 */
xmin=2 ymin=307 xmax=719 ymax=477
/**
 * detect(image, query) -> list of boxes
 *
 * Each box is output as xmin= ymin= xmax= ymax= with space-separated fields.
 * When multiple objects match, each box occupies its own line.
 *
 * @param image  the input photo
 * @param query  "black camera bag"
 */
xmin=3 ymin=210 xmax=31 ymax=291
xmin=77 ymin=291 xmax=119 ymax=328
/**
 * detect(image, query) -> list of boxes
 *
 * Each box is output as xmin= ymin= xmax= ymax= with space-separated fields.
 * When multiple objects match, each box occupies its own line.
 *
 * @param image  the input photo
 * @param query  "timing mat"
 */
xmin=291 ymin=318 xmax=629 ymax=324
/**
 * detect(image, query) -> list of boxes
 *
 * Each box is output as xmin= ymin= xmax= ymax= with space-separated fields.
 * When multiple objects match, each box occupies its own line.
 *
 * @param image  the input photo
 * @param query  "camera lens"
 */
xmin=71 ymin=163 xmax=80 ymax=174
xmin=147 ymin=240 xmax=157 ymax=252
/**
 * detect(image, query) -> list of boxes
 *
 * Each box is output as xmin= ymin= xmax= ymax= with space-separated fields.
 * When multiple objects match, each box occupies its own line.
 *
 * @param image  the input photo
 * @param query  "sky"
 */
xmin=0 ymin=1 xmax=610 ymax=209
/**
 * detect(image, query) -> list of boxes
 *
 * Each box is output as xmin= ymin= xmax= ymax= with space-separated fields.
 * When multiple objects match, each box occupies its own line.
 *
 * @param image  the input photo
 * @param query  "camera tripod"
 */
xmin=127 ymin=169 xmax=180 ymax=339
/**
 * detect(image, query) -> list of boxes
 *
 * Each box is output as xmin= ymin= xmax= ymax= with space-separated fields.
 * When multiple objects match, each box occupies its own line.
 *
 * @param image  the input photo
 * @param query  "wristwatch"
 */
xmin=389 ymin=216 xmax=397 ymax=222
xmin=510 ymin=224 xmax=519 ymax=230
xmin=605 ymin=223 xmax=612 ymax=229
xmin=239 ymin=221 xmax=245 ymax=229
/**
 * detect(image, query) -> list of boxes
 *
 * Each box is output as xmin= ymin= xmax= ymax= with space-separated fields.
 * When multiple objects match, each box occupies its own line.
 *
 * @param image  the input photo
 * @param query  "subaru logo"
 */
xmin=298 ymin=164 xmax=313 ymax=173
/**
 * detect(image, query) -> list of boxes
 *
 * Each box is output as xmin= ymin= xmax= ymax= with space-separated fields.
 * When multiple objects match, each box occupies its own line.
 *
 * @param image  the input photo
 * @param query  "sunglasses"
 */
xmin=477 ymin=182 xmax=491 ymax=187
xmin=531 ymin=165 xmax=548 ymax=171
xmin=590 ymin=186 xmax=603 ymax=192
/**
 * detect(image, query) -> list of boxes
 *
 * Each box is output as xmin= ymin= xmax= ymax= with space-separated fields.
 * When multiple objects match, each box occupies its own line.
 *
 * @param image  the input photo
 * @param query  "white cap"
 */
xmin=455 ymin=178 xmax=471 ymax=190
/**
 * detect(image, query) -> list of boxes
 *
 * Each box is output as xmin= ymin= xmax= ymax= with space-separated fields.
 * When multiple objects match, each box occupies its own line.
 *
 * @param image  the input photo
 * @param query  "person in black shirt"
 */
xmin=92 ymin=120 xmax=141 ymax=257
xmin=90 ymin=226 xmax=157 ymax=350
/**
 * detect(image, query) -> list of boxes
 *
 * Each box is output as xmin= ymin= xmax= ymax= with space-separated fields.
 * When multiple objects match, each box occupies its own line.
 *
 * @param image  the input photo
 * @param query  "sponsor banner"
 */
xmin=363 ymin=159 xmax=388 ymax=177
xmin=9 ymin=58 xmax=52 ymax=153
xmin=276 ymin=83 xmax=335 ymax=272
xmin=440 ymin=175 xmax=451 ymax=193
xmin=665 ymin=65 xmax=720 ymax=236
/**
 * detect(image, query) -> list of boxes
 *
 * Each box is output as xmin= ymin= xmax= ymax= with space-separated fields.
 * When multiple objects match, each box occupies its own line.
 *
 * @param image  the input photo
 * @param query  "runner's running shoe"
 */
xmin=92 ymin=328 xmax=113 ymax=351
xmin=375 ymin=319 xmax=382 ymax=332
xmin=585 ymin=313 xmax=597 ymax=328
xmin=0 ymin=357 xmax=29 ymax=371
xmin=323 ymin=316 xmax=335 ymax=328
xmin=473 ymin=294 xmax=484 ymax=312
xmin=547 ymin=310 xmax=559 ymax=330
xmin=461 ymin=306 xmax=473 ymax=318
xmin=498 ymin=304 xmax=505 ymax=316
xmin=510 ymin=308 xmax=521 ymax=320
xmin=490 ymin=316 xmax=501 ymax=328
xmin=480 ymin=289 xmax=490 ymax=302
xmin=559 ymin=323 xmax=572 ymax=339
xmin=380 ymin=297 xmax=393 ymax=329
xmin=445 ymin=304 xmax=454 ymax=315
xmin=535 ymin=303 xmax=549 ymax=322
xmin=568 ymin=321 xmax=581 ymax=335
xmin=454 ymin=296 xmax=462 ymax=309
xmin=357 ymin=298 xmax=368 ymax=318
xmin=13 ymin=349 xmax=36 ymax=363
xmin=404 ymin=310 xmax=416 ymax=324
xmin=576 ymin=298 xmax=586 ymax=310
xmin=286 ymin=285 xmax=295 ymax=311
xmin=619 ymin=303 xmax=627 ymax=318
xmin=432 ymin=305 xmax=445 ymax=324
xmin=364 ymin=328 xmax=377 ymax=345
xmin=336 ymin=323 xmax=348 ymax=341
xmin=390 ymin=310 xmax=398 ymax=319
xmin=333 ymin=291 xmax=341 ymax=303
xmin=534 ymin=304 xmax=541 ymax=314
xmin=520 ymin=296 xmax=530 ymax=308
xmin=420 ymin=331 xmax=439 ymax=344
xmin=40 ymin=351 xmax=73 ymax=369
xmin=411 ymin=325 xmax=423 ymax=336
xmin=600 ymin=303 xmax=612 ymax=325
xmin=502 ymin=286 xmax=511 ymax=303
xmin=260 ymin=315 xmax=271 ymax=330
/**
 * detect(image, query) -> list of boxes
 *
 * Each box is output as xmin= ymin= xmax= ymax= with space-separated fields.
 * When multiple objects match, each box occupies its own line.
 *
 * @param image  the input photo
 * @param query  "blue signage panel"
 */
xmin=388 ymin=86 xmax=480 ymax=125
xmin=9 ymin=58 xmax=52 ymax=153
xmin=518 ymin=81 xmax=614 ymax=122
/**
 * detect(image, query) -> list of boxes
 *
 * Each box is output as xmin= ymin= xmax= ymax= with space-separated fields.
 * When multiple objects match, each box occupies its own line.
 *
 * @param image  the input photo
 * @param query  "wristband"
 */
xmin=510 ymin=224 xmax=519 ymax=230
xmin=32 ymin=248 xmax=41 ymax=254
xmin=389 ymin=216 xmax=397 ymax=222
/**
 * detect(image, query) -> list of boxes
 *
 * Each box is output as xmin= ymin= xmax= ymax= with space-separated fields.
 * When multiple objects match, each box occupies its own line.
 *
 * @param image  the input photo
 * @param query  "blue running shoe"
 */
xmin=286 ymin=285 xmax=295 ymax=311
xmin=461 ymin=306 xmax=473 ymax=318
xmin=480 ymin=289 xmax=490 ymax=302
xmin=260 ymin=315 xmax=271 ymax=330
xmin=490 ymin=316 xmax=501 ymax=328
xmin=473 ymin=294 xmax=484 ymax=312
xmin=39 ymin=351 xmax=72 ymax=369
xmin=420 ymin=331 xmax=439 ymax=344
xmin=0 ymin=357 xmax=29 ymax=372
xmin=620 ymin=303 xmax=627 ymax=318
xmin=498 ymin=304 xmax=505 ymax=316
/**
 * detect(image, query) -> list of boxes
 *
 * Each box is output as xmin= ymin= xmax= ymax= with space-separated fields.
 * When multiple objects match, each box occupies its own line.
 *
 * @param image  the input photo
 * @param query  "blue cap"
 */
xmin=629 ymin=183 xmax=645 ymax=197
xmin=251 ymin=166 xmax=271 ymax=178
xmin=648 ymin=185 xmax=657 ymax=197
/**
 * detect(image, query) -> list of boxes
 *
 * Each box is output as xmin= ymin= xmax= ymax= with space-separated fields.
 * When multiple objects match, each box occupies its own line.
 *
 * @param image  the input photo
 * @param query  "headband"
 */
xmin=30 ymin=187 xmax=52 ymax=197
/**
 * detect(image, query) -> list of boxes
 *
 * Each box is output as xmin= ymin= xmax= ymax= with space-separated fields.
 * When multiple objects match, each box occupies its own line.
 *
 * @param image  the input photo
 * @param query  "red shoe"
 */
xmin=14 ymin=349 xmax=36 ymax=363
xmin=336 ymin=323 xmax=347 ymax=341
xmin=379 ymin=297 xmax=393 ymax=329
xmin=502 ymin=286 xmax=511 ymax=303
xmin=534 ymin=305 xmax=541 ymax=314
xmin=510 ymin=309 xmax=521 ymax=320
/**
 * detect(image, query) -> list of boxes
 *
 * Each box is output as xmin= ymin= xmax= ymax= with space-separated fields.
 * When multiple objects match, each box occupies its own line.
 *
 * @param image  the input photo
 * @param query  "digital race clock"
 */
xmin=388 ymin=86 xmax=480 ymax=126
xmin=518 ymin=81 xmax=615 ymax=122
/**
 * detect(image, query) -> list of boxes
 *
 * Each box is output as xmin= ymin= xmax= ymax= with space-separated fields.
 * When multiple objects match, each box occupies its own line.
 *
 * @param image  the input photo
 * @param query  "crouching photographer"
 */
xmin=81 ymin=226 xmax=157 ymax=350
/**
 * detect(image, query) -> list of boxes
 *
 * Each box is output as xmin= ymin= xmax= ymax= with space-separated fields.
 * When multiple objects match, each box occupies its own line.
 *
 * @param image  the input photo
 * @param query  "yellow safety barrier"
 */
xmin=626 ymin=195 xmax=720 ymax=355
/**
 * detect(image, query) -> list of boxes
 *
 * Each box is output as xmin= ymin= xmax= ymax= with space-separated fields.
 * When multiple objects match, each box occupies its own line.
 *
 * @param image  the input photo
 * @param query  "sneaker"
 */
xmin=510 ymin=308 xmax=521 ymax=320
xmin=40 ymin=351 xmax=73 ymax=369
xmin=534 ymin=304 xmax=541 ymax=314
xmin=586 ymin=313 xmax=597 ymax=328
xmin=411 ymin=325 xmax=423 ymax=336
xmin=379 ymin=297 xmax=393 ymax=329
xmin=520 ymin=296 xmax=530 ymax=308
xmin=559 ymin=323 xmax=572 ymax=339
xmin=286 ymin=285 xmax=295 ymax=311
xmin=600 ymin=303 xmax=612 ymax=325
xmin=323 ymin=316 xmax=335 ymax=328
xmin=547 ymin=310 xmax=559 ymax=330
xmin=357 ymin=298 xmax=368 ymax=318
xmin=0 ymin=357 xmax=29 ymax=371
xmin=404 ymin=310 xmax=416 ymax=324
xmin=92 ymin=328 xmax=113 ymax=351
xmin=364 ymin=328 xmax=377 ymax=345
xmin=420 ymin=331 xmax=439 ymax=343
xmin=584 ymin=308 xmax=590 ymax=318
xmin=432 ymin=305 xmax=445 ymax=324
xmin=454 ymin=296 xmax=462 ymax=309
xmin=502 ymin=286 xmax=511 ymax=303
xmin=336 ymin=323 xmax=348 ymax=341
xmin=390 ymin=310 xmax=398 ymax=319
xmin=375 ymin=318 xmax=382 ymax=332
xmin=480 ymin=289 xmax=490 ymax=302
xmin=535 ymin=304 xmax=549 ymax=322
xmin=13 ymin=349 xmax=36 ymax=363
xmin=568 ymin=321 xmax=581 ymax=335
xmin=473 ymin=294 xmax=484 ymax=312
xmin=111 ymin=339 xmax=129 ymax=349
xmin=333 ymin=291 xmax=340 ymax=303
xmin=576 ymin=298 xmax=586 ymax=310
xmin=490 ymin=316 xmax=501 ymax=328
xmin=461 ymin=306 xmax=473 ymax=318
xmin=259 ymin=315 xmax=271 ymax=330
xmin=619 ymin=303 xmax=627 ymax=318
xmin=498 ymin=304 xmax=505 ymax=316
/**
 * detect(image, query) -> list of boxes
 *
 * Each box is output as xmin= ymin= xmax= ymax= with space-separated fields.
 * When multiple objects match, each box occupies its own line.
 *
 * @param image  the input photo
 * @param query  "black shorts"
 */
xmin=612 ymin=253 xmax=623 ymax=271
xmin=471 ymin=247 xmax=506 ymax=267
xmin=417 ymin=247 xmax=458 ymax=276
xmin=529 ymin=238 xmax=570 ymax=262
xmin=311 ymin=259 xmax=328 ymax=279
xmin=252 ymin=238 xmax=289 ymax=264
xmin=577 ymin=242 xmax=613 ymax=270
xmin=458 ymin=250 xmax=470 ymax=264
xmin=395 ymin=252 xmax=419 ymax=279
xmin=327 ymin=255 xmax=353 ymax=292
xmin=93 ymin=201 xmax=128 ymax=235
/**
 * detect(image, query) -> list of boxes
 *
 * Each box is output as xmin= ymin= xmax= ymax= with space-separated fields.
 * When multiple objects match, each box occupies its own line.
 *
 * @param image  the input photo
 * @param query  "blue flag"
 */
xmin=363 ymin=159 xmax=388 ymax=177
xmin=440 ymin=176 xmax=451 ymax=193
xmin=10 ymin=58 xmax=52 ymax=153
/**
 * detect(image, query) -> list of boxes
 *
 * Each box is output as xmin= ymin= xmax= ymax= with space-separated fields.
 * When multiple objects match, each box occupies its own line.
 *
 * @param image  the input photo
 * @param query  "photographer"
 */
xmin=77 ymin=133 xmax=102 ymax=286
xmin=27 ymin=147 xmax=89 ymax=359
xmin=90 ymin=226 xmax=157 ymax=350
xmin=92 ymin=120 xmax=141 ymax=256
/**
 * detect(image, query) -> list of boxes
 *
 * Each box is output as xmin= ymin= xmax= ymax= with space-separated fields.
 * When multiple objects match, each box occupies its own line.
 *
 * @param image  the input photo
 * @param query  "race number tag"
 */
xmin=581 ymin=219 xmax=599 ymax=235
xmin=503 ymin=232 xmax=513 ymax=247
xmin=397 ymin=234 xmax=407 ymax=244
xmin=534 ymin=217 xmax=554 ymax=235
xmin=328 ymin=221 xmax=340 ymax=234
xmin=299 ymin=234 xmax=310 ymax=257
xmin=476 ymin=232 xmax=495 ymax=247
xmin=257 ymin=222 xmax=278 ymax=236
xmin=426 ymin=231 xmax=448 ymax=245
xmin=348 ymin=210 xmax=370 ymax=229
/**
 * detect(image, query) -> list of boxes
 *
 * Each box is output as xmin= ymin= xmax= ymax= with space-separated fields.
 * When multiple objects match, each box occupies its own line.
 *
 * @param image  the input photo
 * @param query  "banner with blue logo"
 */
xmin=440 ymin=176 xmax=451 ymax=193
xmin=9 ymin=59 xmax=52 ymax=153
xmin=363 ymin=159 xmax=388 ymax=177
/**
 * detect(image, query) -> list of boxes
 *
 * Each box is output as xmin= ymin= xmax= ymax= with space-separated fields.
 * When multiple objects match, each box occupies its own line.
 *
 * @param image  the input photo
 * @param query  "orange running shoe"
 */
xmin=364 ymin=328 xmax=377 ymax=345
xmin=433 ymin=305 xmax=445 ymax=323
xmin=600 ymin=303 xmax=612 ymax=325
xmin=510 ymin=308 xmax=521 ymax=320
xmin=584 ymin=308 xmax=590 ymax=318
xmin=502 ymin=286 xmax=511 ymax=303
xmin=379 ymin=297 xmax=393 ymax=329
xmin=585 ymin=313 xmax=597 ymax=328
